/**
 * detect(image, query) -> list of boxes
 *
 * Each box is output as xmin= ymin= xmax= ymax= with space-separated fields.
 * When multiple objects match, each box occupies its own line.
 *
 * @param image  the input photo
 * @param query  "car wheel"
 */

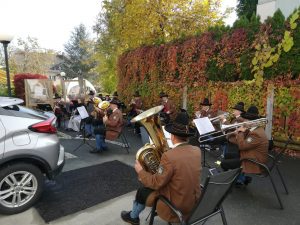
xmin=0 ymin=163 xmax=44 ymax=214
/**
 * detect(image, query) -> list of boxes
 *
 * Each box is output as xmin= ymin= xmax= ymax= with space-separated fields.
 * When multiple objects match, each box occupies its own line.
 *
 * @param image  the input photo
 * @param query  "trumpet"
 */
xmin=198 ymin=118 xmax=268 ymax=143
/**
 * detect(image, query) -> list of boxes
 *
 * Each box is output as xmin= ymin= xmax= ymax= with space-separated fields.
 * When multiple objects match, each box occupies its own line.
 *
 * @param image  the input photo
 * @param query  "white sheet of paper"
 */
xmin=162 ymin=126 xmax=174 ymax=148
xmin=193 ymin=117 xmax=215 ymax=135
xmin=77 ymin=106 xmax=89 ymax=119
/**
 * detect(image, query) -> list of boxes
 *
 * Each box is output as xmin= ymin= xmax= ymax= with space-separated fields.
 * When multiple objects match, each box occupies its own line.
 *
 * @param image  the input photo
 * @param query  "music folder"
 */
xmin=193 ymin=117 xmax=215 ymax=135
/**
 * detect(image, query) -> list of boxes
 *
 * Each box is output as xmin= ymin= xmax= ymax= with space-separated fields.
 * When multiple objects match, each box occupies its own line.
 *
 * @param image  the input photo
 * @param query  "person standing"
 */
xmin=121 ymin=112 xmax=202 ymax=224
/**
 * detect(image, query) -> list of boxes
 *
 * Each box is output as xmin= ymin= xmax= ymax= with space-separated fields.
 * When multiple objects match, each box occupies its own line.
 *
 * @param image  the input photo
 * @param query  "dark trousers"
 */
xmin=221 ymin=152 xmax=241 ymax=171
xmin=135 ymin=187 xmax=154 ymax=205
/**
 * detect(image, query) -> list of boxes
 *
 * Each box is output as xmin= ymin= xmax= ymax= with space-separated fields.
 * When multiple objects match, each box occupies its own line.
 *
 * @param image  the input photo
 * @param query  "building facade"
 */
xmin=257 ymin=0 xmax=300 ymax=22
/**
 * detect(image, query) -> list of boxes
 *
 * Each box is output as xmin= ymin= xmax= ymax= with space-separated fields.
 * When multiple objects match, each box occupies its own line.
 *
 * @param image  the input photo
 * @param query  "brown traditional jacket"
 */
xmin=130 ymin=98 xmax=143 ymax=114
xmin=229 ymin=127 xmax=268 ymax=174
xmin=162 ymin=99 xmax=177 ymax=121
xmin=138 ymin=144 xmax=202 ymax=222
xmin=105 ymin=108 xmax=123 ymax=140
xmin=199 ymin=108 xmax=216 ymax=119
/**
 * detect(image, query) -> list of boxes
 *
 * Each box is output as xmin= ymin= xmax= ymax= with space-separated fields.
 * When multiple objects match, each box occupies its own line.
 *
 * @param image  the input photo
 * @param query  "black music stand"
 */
xmin=73 ymin=106 xmax=94 ymax=152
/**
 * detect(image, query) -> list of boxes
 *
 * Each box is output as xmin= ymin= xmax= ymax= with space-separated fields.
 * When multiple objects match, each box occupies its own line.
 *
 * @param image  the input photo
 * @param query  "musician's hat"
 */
xmin=133 ymin=91 xmax=141 ymax=97
xmin=165 ymin=112 xmax=195 ymax=137
xmin=241 ymin=105 xmax=260 ymax=120
xmin=110 ymin=98 xmax=119 ymax=105
xmin=159 ymin=91 xmax=168 ymax=98
xmin=232 ymin=102 xmax=245 ymax=112
xmin=200 ymin=98 xmax=212 ymax=106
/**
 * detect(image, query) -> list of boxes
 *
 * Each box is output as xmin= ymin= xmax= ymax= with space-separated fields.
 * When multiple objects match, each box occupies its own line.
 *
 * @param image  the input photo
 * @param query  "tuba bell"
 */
xmin=131 ymin=105 xmax=169 ymax=174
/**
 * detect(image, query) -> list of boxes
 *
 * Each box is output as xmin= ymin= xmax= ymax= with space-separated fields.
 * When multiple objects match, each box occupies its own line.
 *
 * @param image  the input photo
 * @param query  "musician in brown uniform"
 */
xmin=219 ymin=102 xmax=245 ymax=157
xmin=104 ymin=98 xmax=124 ymax=140
xmin=221 ymin=102 xmax=245 ymax=125
xmin=159 ymin=91 xmax=176 ymax=124
xmin=221 ymin=105 xmax=268 ymax=186
xmin=128 ymin=91 xmax=143 ymax=134
xmin=195 ymin=98 xmax=216 ymax=119
xmin=121 ymin=112 xmax=202 ymax=225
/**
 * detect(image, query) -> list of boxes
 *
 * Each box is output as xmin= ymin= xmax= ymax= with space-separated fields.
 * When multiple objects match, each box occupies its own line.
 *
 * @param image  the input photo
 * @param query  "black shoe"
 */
xmin=121 ymin=211 xmax=140 ymax=225
xmin=244 ymin=176 xmax=252 ymax=185
xmin=89 ymin=149 xmax=101 ymax=153
xmin=235 ymin=181 xmax=246 ymax=188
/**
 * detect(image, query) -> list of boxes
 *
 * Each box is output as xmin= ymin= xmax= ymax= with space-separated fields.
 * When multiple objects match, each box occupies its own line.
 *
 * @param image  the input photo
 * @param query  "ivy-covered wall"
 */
xmin=117 ymin=9 xmax=300 ymax=145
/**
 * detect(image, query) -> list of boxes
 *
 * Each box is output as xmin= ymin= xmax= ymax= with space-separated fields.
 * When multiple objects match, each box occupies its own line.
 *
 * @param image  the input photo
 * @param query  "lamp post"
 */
xmin=0 ymin=34 xmax=14 ymax=97
xmin=60 ymin=71 xmax=66 ymax=80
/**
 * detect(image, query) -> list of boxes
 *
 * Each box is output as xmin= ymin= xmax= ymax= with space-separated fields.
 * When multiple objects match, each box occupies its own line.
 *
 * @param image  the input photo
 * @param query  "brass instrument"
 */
xmin=198 ymin=117 xmax=268 ymax=143
xmin=98 ymin=100 xmax=110 ymax=110
xmin=93 ymin=97 xmax=102 ymax=107
xmin=209 ymin=112 xmax=230 ymax=122
xmin=131 ymin=105 xmax=169 ymax=174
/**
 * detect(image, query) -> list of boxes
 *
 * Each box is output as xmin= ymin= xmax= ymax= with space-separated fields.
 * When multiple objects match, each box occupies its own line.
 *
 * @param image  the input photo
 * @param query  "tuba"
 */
xmin=131 ymin=105 xmax=169 ymax=174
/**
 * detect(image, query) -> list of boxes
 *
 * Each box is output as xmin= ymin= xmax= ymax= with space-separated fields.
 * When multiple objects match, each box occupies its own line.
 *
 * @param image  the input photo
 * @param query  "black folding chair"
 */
xmin=149 ymin=168 xmax=242 ymax=225
xmin=241 ymin=136 xmax=293 ymax=209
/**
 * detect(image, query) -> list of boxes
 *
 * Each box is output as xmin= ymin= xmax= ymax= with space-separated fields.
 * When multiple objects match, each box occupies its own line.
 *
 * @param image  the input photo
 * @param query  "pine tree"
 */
xmin=61 ymin=24 xmax=95 ymax=78
xmin=236 ymin=0 xmax=258 ymax=20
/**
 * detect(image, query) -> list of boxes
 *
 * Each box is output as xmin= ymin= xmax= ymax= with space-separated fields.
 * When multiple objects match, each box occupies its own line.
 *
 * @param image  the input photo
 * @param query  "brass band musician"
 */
xmin=220 ymin=105 xmax=268 ymax=186
xmin=121 ymin=112 xmax=201 ymax=224
xmin=159 ymin=91 xmax=176 ymax=124
xmin=195 ymin=98 xmax=216 ymax=119
xmin=128 ymin=91 xmax=143 ymax=134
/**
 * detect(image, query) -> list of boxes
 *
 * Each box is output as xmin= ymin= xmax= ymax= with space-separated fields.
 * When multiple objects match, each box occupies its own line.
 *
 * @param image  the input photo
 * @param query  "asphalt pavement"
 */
xmin=0 ymin=127 xmax=299 ymax=225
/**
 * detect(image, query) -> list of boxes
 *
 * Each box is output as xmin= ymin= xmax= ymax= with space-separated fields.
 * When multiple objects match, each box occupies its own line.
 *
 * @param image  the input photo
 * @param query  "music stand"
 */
xmin=73 ymin=106 xmax=94 ymax=152
xmin=193 ymin=117 xmax=215 ymax=168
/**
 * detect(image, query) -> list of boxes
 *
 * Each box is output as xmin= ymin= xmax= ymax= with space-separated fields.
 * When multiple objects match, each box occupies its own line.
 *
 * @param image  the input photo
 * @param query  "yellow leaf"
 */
xmin=264 ymin=60 xmax=273 ymax=68
xmin=290 ymin=22 xmax=297 ymax=29
xmin=252 ymin=57 xmax=258 ymax=65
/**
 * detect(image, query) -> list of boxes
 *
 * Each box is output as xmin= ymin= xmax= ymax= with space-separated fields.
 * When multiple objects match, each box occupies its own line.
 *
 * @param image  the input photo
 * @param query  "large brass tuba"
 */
xmin=131 ymin=105 xmax=169 ymax=174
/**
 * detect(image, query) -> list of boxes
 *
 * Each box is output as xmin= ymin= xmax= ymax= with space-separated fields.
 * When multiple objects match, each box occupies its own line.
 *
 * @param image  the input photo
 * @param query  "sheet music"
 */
xmin=162 ymin=126 xmax=174 ymax=148
xmin=77 ymin=106 xmax=89 ymax=119
xmin=193 ymin=117 xmax=215 ymax=135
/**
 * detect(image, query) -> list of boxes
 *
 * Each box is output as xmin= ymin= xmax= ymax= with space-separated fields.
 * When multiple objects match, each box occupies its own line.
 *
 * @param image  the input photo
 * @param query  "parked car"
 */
xmin=0 ymin=97 xmax=65 ymax=214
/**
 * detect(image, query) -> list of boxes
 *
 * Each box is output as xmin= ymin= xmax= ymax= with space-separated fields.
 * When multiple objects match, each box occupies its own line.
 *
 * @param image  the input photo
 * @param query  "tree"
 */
xmin=61 ymin=24 xmax=95 ymax=79
xmin=8 ymin=37 xmax=56 ymax=75
xmin=94 ymin=0 xmax=228 ymax=92
xmin=236 ymin=0 xmax=258 ymax=20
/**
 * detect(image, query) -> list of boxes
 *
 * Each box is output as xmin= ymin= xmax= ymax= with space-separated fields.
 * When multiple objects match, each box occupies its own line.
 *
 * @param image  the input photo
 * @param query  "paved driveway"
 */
xmin=0 ymin=128 xmax=299 ymax=225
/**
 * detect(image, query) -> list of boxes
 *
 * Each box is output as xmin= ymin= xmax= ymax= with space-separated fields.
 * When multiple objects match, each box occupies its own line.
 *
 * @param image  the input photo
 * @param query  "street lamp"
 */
xmin=0 ymin=34 xmax=14 ymax=97
xmin=60 ymin=71 xmax=66 ymax=80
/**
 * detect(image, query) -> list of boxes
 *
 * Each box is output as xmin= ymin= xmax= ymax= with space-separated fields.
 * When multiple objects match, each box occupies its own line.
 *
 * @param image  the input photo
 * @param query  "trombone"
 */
xmin=198 ymin=118 xmax=268 ymax=143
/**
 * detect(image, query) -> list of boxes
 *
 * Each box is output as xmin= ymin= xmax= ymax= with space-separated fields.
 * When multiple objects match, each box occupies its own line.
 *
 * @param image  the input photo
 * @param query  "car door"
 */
xmin=0 ymin=118 xmax=5 ymax=158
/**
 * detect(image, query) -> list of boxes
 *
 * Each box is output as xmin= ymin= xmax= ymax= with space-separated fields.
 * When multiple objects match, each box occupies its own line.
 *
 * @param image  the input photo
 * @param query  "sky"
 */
xmin=0 ymin=0 xmax=237 ymax=53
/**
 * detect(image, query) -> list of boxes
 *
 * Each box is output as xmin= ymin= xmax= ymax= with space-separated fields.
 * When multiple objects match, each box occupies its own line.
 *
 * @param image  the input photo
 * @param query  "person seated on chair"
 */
xmin=159 ymin=91 xmax=176 ymax=124
xmin=195 ymin=98 xmax=217 ymax=147
xmin=221 ymin=102 xmax=245 ymax=125
xmin=128 ymin=90 xmax=143 ymax=133
xmin=220 ymin=105 xmax=268 ymax=186
xmin=121 ymin=112 xmax=202 ymax=225
xmin=219 ymin=102 xmax=246 ymax=157
xmin=194 ymin=97 xmax=217 ymax=119
xmin=103 ymin=98 xmax=124 ymax=141
xmin=67 ymin=99 xmax=84 ymax=132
